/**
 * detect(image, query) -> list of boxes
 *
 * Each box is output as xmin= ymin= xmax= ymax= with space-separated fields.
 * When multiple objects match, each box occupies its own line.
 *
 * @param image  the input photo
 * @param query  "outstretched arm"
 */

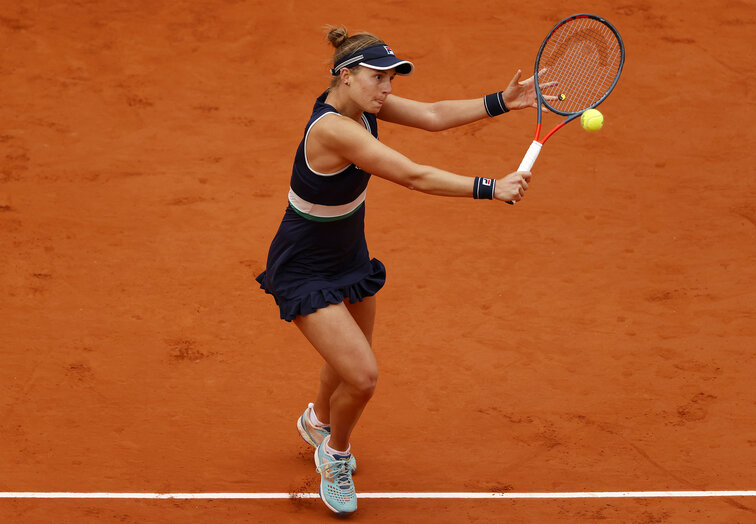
xmin=378 ymin=70 xmax=542 ymax=131
xmin=310 ymin=113 xmax=530 ymax=202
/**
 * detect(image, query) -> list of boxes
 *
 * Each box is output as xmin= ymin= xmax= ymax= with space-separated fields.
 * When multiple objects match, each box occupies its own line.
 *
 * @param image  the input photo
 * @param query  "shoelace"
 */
xmin=317 ymin=457 xmax=353 ymax=489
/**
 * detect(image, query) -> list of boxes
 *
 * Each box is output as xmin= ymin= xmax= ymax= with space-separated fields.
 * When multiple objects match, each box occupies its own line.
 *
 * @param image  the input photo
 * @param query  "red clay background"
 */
xmin=1 ymin=1 xmax=754 ymax=522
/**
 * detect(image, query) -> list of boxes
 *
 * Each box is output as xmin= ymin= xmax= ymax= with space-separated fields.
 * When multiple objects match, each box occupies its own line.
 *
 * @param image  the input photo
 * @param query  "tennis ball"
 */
xmin=581 ymin=109 xmax=603 ymax=132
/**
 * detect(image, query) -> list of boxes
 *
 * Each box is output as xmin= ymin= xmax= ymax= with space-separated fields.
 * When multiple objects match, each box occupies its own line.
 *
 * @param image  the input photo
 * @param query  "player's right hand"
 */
xmin=495 ymin=170 xmax=531 ymax=202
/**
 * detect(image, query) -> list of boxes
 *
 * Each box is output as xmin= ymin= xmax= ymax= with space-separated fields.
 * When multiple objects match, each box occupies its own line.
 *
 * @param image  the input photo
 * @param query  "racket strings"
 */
xmin=538 ymin=16 xmax=622 ymax=113
xmin=543 ymin=20 xmax=618 ymax=97
xmin=544 ymin=25 xmax=618 ymax=109
xmin=544 ymin=27 xmax=620 ymax=109
xmin=565 ymin=23 xmax=622 ymax=107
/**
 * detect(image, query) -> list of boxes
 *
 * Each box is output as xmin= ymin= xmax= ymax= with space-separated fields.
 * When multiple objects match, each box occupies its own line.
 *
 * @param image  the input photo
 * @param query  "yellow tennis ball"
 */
xmin=581 ymin=109 xmax=604 ymax=132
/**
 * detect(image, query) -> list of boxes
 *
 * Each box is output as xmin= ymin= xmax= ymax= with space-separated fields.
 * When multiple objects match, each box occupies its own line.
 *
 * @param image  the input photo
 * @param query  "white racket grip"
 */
xmin=506 ymin=141 xmax=542 ymax=205
xmin=517 ymin=140 xmax=542 ymax=172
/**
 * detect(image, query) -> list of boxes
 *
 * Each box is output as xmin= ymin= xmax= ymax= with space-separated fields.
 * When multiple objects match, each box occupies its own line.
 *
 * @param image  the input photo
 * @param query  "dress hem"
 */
xmin=256 ymin=258 xmax=385 ymax=322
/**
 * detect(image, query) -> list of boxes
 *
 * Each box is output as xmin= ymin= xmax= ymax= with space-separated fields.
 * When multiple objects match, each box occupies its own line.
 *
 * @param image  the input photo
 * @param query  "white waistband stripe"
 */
xmin=288 ymin=188 xmax=366 ymax=222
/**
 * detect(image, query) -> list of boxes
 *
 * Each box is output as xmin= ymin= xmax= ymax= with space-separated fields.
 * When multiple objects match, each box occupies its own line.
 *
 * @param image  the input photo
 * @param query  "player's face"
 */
xmin=351 ymin=67 xmax=395 ymax=113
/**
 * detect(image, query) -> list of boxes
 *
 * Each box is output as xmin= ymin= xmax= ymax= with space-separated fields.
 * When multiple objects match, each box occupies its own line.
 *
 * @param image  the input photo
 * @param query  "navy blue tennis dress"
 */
xmin=256 ymin=91 xmax=386 ymax=321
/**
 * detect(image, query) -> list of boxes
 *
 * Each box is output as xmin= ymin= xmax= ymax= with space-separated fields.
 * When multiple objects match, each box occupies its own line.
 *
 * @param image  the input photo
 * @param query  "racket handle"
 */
xmin=507 ymin=141 xmax=542 ymax=205
xmin=517 ymin=140 xmax=542 ymax=172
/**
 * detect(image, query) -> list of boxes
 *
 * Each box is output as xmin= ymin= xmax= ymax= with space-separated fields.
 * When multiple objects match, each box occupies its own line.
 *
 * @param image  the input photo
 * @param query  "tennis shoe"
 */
xmin=314 ymin=438 xmax=357 ymax=515
xmin=297 ymin=403 xmax=357 ymax=473
xmin=296 ymin=402 xmax=329 ymax=447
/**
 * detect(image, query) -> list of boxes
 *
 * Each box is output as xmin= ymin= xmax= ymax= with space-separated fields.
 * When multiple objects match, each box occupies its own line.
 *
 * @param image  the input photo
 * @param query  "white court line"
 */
xmin=1 ymin=491 xmax=755 ymax=500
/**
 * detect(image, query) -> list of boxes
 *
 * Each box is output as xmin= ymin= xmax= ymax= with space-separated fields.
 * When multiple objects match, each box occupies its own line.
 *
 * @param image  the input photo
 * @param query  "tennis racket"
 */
xmin=510 ymin=14 xmax=625 ymax=203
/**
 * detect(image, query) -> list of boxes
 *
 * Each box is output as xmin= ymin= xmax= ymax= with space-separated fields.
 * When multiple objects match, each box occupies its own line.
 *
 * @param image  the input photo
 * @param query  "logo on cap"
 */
xmin=384 ymin=46 xmax=395 ymax=56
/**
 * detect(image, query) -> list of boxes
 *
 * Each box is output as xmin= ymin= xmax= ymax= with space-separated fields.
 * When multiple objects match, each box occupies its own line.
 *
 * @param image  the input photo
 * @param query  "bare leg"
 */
xmin=345 ymin=295 xmax=376 ymax=346
xmin=312 ymin=363 xmax=340 ymax=424
xmin=312 ymin=296 xmax=377 ymax=425
xmin=295 ymin=297 xmax=377 ymax=451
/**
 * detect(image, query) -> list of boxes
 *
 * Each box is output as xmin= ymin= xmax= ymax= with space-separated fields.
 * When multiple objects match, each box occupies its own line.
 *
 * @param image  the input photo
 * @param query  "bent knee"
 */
xmin=349 ymin=369 xmax=378 ymax=399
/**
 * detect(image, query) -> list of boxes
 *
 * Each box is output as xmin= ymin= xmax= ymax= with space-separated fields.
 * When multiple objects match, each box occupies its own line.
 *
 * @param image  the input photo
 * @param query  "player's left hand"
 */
xmin=501 ymin=69 xmax=557 ymax=110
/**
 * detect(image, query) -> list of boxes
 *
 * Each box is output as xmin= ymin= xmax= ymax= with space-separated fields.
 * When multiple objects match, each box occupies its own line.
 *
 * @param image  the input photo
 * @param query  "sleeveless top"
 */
xmin=288 ymin=94 xmax=375 ymax=220
xmin=255 ymin=91 xmax=386 ymax=321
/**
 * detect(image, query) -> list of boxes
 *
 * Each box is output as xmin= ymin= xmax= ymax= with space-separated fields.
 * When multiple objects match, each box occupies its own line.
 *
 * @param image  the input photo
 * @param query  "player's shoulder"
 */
xmin=311 ymin=112 xmax=372 ymax=142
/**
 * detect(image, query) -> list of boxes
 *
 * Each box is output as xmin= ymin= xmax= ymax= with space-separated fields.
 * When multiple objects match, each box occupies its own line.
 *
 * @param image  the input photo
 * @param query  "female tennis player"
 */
xmin=256 ymin=26 xmax=540 ymax=515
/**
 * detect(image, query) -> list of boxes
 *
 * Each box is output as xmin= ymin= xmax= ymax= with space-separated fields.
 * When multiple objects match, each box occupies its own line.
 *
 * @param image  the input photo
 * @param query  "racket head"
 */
xmin=534 ymin=14 xmax=625 ymax=117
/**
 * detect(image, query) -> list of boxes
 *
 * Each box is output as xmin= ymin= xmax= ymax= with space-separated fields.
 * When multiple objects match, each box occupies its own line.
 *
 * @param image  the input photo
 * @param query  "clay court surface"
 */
xmin=1 ymin=1 xmax=755 ymax=522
